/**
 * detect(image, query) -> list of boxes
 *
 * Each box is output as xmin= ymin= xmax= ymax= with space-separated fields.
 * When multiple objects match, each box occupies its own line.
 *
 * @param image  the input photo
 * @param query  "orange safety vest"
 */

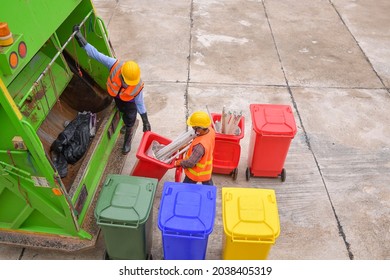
xmin=106 ymin=60 xmax=144 ymax=101
xmin=184 ymin=128 xmax=215 ymax=182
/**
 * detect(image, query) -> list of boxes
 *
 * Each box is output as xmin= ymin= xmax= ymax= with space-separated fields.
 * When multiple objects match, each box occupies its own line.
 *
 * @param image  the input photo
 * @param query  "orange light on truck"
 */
xmin=9 ymin=51 xmax=18 ymax=69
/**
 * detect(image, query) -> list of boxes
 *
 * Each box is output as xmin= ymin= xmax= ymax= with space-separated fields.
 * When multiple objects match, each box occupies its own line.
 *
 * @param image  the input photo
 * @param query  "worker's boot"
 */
xmin=122 ymin=126 xmax=134 ymax=155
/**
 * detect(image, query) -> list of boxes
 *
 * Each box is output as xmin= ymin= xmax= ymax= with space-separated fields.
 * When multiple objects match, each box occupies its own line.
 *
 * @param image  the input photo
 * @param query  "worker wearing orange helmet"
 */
xmin=73 ymin=25 xmax=151 ymax=155
xmin=175 ymin=111 xmax=216 ymax=185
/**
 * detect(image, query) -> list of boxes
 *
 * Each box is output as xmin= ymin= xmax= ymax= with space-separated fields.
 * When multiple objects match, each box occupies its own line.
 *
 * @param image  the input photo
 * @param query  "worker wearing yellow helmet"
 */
xmin=73 ymin=25 xmax=151 ymax=155
xmin=175 ymin=111 xmax=216 ymax=185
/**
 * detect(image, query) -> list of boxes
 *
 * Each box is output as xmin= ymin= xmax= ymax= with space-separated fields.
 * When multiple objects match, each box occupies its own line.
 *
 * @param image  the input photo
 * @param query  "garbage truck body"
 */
xmin=0 ymin=0 xmax=125 ymax=250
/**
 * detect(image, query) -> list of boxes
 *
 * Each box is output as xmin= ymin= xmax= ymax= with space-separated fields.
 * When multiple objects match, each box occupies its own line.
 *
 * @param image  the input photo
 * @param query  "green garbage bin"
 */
xmin=94 ymin=174 xmax=157 ymax=260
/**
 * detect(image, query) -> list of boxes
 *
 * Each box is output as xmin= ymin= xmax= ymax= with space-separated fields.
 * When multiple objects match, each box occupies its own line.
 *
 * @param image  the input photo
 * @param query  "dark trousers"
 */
xmin=183 ymin=175 xmax=214 ymax=186
xmin=114 ymin=98 xmax=137 ymax=127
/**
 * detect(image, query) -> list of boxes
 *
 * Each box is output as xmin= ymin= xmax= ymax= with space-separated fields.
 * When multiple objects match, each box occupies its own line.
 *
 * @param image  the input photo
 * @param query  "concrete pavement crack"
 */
xmin=329 ymin=0 xmax=390 ymax=96
xmin=184 ymin=0 xmax=195 ymax=126
xmin=18 ymin=248 xmax=25 ymax=260
xmin=263 ymin=0 xmax=354 ymax=260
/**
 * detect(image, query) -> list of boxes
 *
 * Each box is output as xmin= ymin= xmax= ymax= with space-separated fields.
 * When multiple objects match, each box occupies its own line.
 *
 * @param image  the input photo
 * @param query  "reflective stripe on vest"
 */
xmin=106 ymin=61 xmax=143 ymax=101
xmin=187 ymin=160 xmax=213 ymax=177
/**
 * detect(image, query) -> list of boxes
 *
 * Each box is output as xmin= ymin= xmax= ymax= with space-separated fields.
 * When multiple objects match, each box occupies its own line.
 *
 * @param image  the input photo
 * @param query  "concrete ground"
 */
xmin=1 ymin=0 xmax=389 ymax=260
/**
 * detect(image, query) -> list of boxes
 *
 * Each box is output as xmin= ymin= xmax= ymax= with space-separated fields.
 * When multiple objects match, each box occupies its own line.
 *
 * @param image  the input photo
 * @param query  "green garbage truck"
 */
xmin=0 ymin=0 xmax=126 ymax=251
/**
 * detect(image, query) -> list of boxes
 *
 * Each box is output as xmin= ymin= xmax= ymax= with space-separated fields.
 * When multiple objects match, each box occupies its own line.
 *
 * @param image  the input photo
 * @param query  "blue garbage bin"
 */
xmin=158 ymin=182 xmax=217 ymax=260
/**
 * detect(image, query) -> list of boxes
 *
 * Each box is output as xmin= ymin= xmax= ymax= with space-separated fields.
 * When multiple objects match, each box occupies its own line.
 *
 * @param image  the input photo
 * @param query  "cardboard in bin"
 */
xmin=211 ymin=113 xmax=245 ymax=140
xmin=211 ymin=113 xmax=244 ymax=177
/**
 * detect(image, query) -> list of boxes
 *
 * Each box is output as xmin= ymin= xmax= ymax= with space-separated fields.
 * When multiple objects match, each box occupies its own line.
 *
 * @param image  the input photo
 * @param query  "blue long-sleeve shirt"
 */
xmin=84 ymin=43 xmax=146 ymax=114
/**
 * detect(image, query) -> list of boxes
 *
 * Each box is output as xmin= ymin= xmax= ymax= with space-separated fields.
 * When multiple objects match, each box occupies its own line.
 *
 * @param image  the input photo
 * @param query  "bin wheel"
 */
xmin=281 ymin=168 xmax=286 ymax=182
xmin=232 ymin=168 xmax=238 ymax=180
xmin=245 ymin=167 xmax=251 ymax=181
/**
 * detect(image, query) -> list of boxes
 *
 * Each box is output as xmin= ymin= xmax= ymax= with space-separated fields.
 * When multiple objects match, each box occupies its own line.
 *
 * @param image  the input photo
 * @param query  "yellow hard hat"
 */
xmin=121 ymin=61 xmax=141 ymax=86
xmin=187 ymin=111 xmax=211 ymax=128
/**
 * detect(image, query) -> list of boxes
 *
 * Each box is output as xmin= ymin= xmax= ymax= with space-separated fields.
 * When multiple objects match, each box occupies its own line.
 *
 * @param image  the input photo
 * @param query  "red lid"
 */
xmin=250 ymin=104 xmax=297 ymax=136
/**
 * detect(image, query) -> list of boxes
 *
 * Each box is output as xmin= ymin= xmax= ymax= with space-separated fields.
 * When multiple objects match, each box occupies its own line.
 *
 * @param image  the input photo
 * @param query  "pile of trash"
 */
xmin=147 ymin=130 xmax=196 ymax=163
xmin=50 ymin=111 xmax=96 ymax=178
xmin=212 ymin=106 xmax=242 ymax=135
xmin=145 ymin=106 xmax=243 ymax=164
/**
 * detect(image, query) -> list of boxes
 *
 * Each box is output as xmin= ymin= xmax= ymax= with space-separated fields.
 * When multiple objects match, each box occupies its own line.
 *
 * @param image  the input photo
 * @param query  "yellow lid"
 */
xmin=222 ymin=187 xmax=280 ymax=243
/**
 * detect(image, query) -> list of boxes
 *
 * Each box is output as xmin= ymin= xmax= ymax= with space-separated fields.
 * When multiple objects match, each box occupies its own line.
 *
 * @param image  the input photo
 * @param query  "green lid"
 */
xmin=94 ymin=175 xmax=157 ymax=227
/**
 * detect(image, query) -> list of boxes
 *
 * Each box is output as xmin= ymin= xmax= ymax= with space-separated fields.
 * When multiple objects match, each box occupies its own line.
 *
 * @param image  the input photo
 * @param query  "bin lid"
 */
xmin=250 ymin=104 xmax=297 ymax=136
xmin=222 ymin=187 xmax=280 ymax=242
xmin=158 ymin=182 xmax=216 ymax=236
xmin=94 ymin=174 xmax=157 ymax=227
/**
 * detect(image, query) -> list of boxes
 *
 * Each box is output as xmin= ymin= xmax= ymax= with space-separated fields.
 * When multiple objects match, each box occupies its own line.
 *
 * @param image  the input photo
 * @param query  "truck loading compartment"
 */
xmin=37 ymin=62 xmax=113 ymax=193
xmin=37 ymin=73 xmax=113 ymax=193
xmin=0 ymin=0 xmax=128 ymax=251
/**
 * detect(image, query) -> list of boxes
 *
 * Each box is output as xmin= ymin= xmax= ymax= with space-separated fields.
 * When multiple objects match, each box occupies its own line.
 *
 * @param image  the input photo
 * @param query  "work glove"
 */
xmin=174 ymin=160 xmax=182 ymax=168
xmin=73 ymin=25 xmax=87 ymax=48
xmin=140 ymin=113 xmax=151 ymax=132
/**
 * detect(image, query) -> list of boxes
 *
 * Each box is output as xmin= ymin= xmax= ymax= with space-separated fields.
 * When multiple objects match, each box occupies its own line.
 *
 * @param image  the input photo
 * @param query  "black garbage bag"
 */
xmin=50 ymin=150 xmax=68 ymax=178
xmin=50 ymin=111 xmax=96 ymax=178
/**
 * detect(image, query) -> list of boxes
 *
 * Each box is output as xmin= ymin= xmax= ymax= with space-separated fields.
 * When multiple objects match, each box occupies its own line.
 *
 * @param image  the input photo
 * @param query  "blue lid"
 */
xmin=158 ymin=182 xmax=217 ymax=236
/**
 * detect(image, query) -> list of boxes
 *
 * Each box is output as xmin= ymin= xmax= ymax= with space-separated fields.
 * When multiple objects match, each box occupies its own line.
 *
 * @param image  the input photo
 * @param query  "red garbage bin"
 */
xmin=246 ymin=104 xmax=297 ymax=182
xmin=211 ymin=113 xmax=244 ymax=180
xmin=131 ymin=131 xmax=181 ymax=182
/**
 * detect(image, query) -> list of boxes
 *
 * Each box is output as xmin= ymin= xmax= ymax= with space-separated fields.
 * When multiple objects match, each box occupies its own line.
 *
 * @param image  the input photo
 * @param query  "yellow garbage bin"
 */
xmin=222 ymin=187 xmax=280 ymax=260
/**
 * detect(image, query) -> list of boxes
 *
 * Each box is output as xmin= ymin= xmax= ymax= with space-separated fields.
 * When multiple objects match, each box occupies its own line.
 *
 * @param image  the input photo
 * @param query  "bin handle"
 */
xmin=163 ymin=230 xmax=206 ymax=239
xmin=230 ymin=221 xmax=276 ymax=244
xmin=104 ymin=177 xmax=112 ymax=186
xmin=97 ymin=219 xmax=140 ymax=229
xmin=224 ymin=192 xmax=233 ymax=202
xmin=97 ymin=207 xmax=141 ymax=229
xmin=207 ymin=190 xmax=215 ymax=200
xmin=164 ymin=187 xmax=173 ymax=196
xmin=230 ymin=236 xmax=275 ymax=244
xmin=162 ymin=215 xmax=208 ymax=239
xmin=260 ymin=133 xmax=293 ymax=138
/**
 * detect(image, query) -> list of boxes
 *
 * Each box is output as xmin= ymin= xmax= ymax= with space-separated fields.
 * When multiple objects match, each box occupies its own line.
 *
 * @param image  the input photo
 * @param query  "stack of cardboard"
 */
xmin=215 ymin=106 xmax=242 ymax=135
xmin=149 ymin=130 xmax=196 ymax=163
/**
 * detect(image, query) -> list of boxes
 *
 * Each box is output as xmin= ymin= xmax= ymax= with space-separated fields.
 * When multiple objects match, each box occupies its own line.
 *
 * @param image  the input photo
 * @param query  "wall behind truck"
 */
xmin=0 ymin=0 xmax=123 ymax=251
